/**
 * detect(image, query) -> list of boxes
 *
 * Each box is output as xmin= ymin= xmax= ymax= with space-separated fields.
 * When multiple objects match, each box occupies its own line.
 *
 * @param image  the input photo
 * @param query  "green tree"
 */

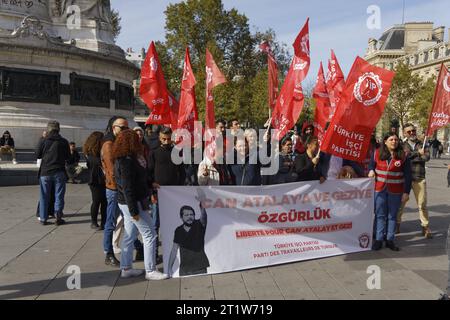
xmin=410 ymin=75 xmax=437 ymax=131
xmin=111 ymin=9 xmax=121 ymax=42
xmin=297 ymin=79 xmax=316 ymax=126
xmin=155 ymin=0 xmax=290 ymax=127
xmin=386 ymin=62 xmax=423 ymax=130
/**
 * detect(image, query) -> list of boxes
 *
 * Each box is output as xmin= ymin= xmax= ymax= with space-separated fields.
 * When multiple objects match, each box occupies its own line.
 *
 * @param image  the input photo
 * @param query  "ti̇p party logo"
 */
xmin=359 ymin=233 xmax=370 ymax=249
xmin=353 ymin=72 xmax=383 ymax=106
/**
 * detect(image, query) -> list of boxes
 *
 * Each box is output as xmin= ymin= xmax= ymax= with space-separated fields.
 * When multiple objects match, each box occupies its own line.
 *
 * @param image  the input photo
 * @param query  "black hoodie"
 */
xmin=36 ymin=132 xmax=70 ymax=177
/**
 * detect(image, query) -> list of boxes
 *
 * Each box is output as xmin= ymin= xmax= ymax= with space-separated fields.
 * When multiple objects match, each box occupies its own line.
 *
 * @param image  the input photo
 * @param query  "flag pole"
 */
xmin=422 ymin=137 xmax=427 ymax=150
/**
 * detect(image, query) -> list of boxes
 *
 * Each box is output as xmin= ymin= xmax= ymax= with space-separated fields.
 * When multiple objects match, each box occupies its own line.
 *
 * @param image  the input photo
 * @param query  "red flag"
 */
xmin=145 ymin=91 xmax=179 ymax=127
xmin=313 ymin=62 xmax=332 ymax=144
xmin=259 ymin=41 xmax=273 ymax=56
xmin=140 ymin=41 xmax=171 ymax=122
xmin=177 ymin=47 xmax=199 ymax=134
xmin=271 ymin=18 xmax=310 ymax=139
xmin=292 ymin=17 xmax=310 ymax=82
xmin=321 ymin=56 xmax=395 ymax=162
xmin=260 ymin=41 xmax=279 ymax=110
xmin=326 ymin=50 xmax=345 ymax=116
xmin=425 ymin=64 xmax=450 ymax=137
xmin=205 ymin=49 xmax=226 ymax=129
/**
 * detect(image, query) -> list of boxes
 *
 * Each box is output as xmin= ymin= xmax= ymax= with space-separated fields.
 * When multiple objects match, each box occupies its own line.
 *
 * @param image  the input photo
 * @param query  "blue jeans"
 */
xmin=152 ymin=203 xmax=160 ymax=257
xmin=103 ymin=189 xmax=120 ymax=254
xmin=103 ymin=189 xmax=144 ymax=254
xmin=118 ymin=203 xmax=157 ymax=272
xmin=39 ymin=171 xmax=66 ymax=221
xmin=375 ymin=189 xmax=402 ymax=241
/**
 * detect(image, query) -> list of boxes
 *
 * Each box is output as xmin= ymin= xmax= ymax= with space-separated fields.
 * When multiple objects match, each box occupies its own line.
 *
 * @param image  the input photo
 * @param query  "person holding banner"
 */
xmin=198 ymin=146 xmax=233 ymax=186
xmin=269 ymin=136 xmax=297 ymax=185
xmin=369 ymin=133 xmax=412 ymax=251
xmin=168 ymin=189 xmax=210 ymax=277
xmin=229 ymin=137 xmax=262 ymax=186
xmin=319 ymin=152 xmax=364 ymax=181
xmin=295 ymin=136 xmax=325 ymax=183
xmin=113 ymin=129 xmax=168 ymax=280
xmin=397 ymin=123 xmax=432 ymax=238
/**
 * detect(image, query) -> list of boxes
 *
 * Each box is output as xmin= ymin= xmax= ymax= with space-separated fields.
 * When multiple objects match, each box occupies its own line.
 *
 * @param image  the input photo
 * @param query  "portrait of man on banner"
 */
xmin=168 ymin=189 xmax=210 ymax=277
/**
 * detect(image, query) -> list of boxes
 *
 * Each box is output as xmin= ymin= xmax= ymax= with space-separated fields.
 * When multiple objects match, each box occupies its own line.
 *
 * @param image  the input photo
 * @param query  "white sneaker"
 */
xmin=12 ymin=160 xmax=17 ymax=165
xmin=145 ymin=270 xmax=169 ymax=280
xmin=121 ymin=269 xmax=144 ymax=278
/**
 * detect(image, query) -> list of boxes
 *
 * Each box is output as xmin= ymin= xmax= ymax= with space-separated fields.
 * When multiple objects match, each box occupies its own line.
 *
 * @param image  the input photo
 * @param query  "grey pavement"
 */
xmin=0 ymin=157 xmax=449 ymax=300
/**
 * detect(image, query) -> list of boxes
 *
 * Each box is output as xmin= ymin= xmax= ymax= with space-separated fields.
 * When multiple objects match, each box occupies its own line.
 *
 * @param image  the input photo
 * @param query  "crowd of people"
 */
xmin=29 ymin=116 xmax=444 ymax=281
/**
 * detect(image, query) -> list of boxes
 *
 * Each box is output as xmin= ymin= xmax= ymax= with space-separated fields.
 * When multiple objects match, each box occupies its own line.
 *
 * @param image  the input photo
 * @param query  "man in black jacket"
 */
xmin=149 ymin=127 xmax=186 ymax=263
xmin=149 ymin=127 xmax=186 ymax=186
xmin=36 ymin=121 xmax=70 ymax=225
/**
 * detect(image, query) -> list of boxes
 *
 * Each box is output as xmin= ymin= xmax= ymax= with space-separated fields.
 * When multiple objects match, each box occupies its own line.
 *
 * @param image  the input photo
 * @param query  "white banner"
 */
xmin=159 ymin=178 xmax=374 ymax=278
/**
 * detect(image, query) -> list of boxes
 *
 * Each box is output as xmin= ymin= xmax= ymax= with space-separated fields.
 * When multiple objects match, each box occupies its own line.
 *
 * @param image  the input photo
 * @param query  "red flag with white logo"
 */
xmin=326 ymin=50 xmax=345 ymax=116
xmin=145 ymin=91 xmax=179 ymax=127
xmin=313 ymin=62 xmax=332 ymax=144
xmin=271 ymin=18 xmax=310 ymax=140
xmin=320 ymin=56 xmax=395 ymax=162
xmin=425 ymin=63 xmax=450 ymax=137
xmin=205 ymin=49 xmax=226 ymax=130
xmin=292 ymin=18 xmax=310 ymax=81
xmin=260 ymin=41 xmax=279 ymax=110
xmin=140 ymin=41 xmax=171 ymax=122
xmin=177 ymin=47 xmax=199 ymax=135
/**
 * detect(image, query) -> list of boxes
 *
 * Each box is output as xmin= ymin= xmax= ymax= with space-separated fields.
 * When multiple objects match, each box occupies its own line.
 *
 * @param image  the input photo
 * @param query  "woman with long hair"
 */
xmin=112 ymin=129 xmax=168 ymax=280
xmin=83 ymin=131 xmax=107 ymax=230
xmin=369 ymin=133 xmax=412 ymax=251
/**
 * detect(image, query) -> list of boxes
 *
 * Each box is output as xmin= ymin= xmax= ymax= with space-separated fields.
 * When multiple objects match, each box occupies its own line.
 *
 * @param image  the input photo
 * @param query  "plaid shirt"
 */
xmin=403 ymin=139 xmax=430 ymax=181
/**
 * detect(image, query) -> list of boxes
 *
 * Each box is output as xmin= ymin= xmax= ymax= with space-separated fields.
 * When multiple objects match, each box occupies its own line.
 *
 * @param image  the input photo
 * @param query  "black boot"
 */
xmin=372 ymin=240 xmax=383 ymax=251
xmin=105 ymin=253 xmax=120 ymax=266
xmin=385 ymin=240 xmax=400 ymax=251
xmin=55 ymin=212 xmax=66 ymax=226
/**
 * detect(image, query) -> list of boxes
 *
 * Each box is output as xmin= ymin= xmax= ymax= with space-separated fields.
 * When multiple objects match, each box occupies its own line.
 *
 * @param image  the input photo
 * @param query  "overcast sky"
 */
xmin=111 ymin=0 xmax=449 ymax=83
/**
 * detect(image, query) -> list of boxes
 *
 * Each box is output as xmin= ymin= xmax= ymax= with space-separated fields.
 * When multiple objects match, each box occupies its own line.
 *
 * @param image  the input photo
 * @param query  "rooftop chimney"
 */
xmin=433 ymin=26 xmax=445 ymax=41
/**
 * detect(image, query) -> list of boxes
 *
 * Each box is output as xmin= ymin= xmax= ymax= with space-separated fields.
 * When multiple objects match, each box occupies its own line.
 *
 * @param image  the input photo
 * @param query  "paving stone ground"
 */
xmin=0 ymin=157 xmax=449 ymax=300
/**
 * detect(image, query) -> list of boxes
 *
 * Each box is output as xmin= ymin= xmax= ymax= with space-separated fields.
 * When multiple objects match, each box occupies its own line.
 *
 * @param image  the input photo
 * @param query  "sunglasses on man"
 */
xmin=114 ymin=125 xmax=129 ymax=130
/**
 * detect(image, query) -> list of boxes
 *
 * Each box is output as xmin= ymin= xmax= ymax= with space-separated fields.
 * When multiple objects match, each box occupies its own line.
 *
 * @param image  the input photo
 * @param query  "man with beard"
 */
xmin=397 ymin=123 xmax=432 ymax=238
xmin=149 ymin=127 xmax=186 ymax=264
xmin=168 ymin=189 xmax=209 ymax=277
xmin=149 ymin=127 xmax=186 ymax=187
